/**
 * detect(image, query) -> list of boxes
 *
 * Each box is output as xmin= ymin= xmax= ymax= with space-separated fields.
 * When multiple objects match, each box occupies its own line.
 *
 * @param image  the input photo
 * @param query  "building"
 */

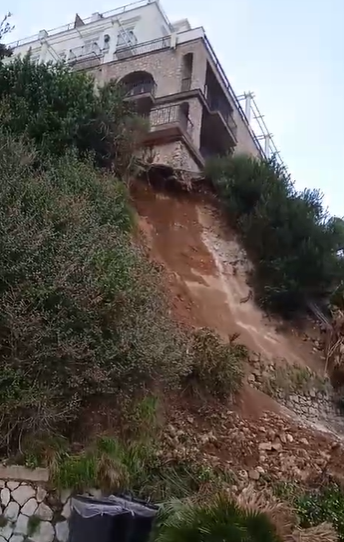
xmin=7 ymin=0 xmax=281 ymax=174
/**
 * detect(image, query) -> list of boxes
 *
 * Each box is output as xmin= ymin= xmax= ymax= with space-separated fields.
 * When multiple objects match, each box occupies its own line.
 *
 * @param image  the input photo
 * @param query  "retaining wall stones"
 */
xmin=0 ymin=468 xmax=69 ymax=542
xmin=248 ymin=360 xmax=344 ymax=434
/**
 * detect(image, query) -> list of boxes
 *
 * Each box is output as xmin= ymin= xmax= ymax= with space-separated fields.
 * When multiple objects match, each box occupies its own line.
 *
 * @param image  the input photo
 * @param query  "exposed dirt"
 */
xmin=129 ymin=180 xmax=344 ymax=487
xmin=131 ymin=181 xmax=324 ymax=373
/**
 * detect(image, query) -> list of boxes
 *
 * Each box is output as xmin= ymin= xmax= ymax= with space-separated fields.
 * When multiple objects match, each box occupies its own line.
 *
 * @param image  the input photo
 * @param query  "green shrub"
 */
xmin=187 ymin=329 xmax=246 ymax=398
xmin=0 ymin=134 xmax=188 ymax=450
xmin=152 ymin=494 xmax=282 ymax=542
xmin=0 ymin=55 xmax=146 ymax=172
xmin=206 ymin=154 xmax=344 ymax=316
xmin=296 ymin=483 xmax=344 ymax=541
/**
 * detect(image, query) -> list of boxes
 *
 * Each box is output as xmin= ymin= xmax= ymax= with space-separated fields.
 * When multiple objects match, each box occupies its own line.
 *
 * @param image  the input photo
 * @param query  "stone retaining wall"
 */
xmin=248 ymin=359 xmax=344 ymax=434
xmin=0 ymin=468 xmax=69 ymax=542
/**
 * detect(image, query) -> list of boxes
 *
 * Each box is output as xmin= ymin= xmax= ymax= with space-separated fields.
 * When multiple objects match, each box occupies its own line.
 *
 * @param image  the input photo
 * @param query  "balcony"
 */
xmin=68 ymin=42 xmax=102 ymax=70
xmin=114 ymin=36 xmax=171 ymax=61
xmin=145 ymin=103 xmax=193 ymax=144
xmin=121 ymin=72 xmax=157 ymax=115
xmin=204 ymin=85 xmax=237 ymax=144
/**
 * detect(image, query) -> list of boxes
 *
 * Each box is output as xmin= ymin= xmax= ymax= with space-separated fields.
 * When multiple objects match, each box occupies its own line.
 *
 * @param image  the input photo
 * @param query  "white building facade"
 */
xmin=7 ymin=0 xmax=281 ymax=173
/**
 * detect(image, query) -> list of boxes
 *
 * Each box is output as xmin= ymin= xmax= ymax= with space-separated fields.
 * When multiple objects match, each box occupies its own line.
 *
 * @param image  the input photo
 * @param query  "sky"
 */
xmin=4 ymin=0 xmax=344 ymax=216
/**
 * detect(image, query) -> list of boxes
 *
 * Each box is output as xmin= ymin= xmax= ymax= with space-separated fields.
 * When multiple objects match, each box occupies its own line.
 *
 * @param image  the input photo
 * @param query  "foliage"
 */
xmin=0 ymin=133 xmax=188 ymax=450
xmin=0 ymin=516 xmax=8 ymax=528
xmin=206 ymin=154 xmax=344 ymax=316
xmin=152 ymin=493 xmax=282 ymax=542
xmin=0 ymin=56 xmax=147 ymax=172
xmin=0 ymin=13 xmax=13 ymax=60
xmin=51 ymin=434 xmax=232 ymax=501
xmin=27 ymin=516 xmax=41 ymax=537
xmin=187 ymin=329 xmax=246 ymax=398
xmin=295 ymin=483 xmax=344 ymax=541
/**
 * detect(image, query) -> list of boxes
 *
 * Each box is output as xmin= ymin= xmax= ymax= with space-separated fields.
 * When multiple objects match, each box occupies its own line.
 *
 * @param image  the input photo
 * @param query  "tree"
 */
xmin=0 ymin=56 xmax=147 ymax=172
xmin=0 ymin=13 xmax=13 ymax=60
xmin=206 ymin=154 xmax=344 ymax=315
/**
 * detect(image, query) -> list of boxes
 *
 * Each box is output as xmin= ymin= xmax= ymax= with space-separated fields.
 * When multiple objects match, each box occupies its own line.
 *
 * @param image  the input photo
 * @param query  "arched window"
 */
xmin=120 ymin=71 xmax=156 ymax=98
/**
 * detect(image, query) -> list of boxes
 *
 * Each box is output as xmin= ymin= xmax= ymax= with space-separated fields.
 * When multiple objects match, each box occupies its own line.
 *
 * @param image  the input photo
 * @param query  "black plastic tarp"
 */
xmin=68 ymin=494 xmax=158 ymax=542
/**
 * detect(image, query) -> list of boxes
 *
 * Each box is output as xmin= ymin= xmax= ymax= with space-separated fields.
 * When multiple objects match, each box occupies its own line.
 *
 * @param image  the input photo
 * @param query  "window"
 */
xmin=116 ymin=27 xmax=137 ymax=48
xmin=103 ymin=34 xmax=110 ymax=51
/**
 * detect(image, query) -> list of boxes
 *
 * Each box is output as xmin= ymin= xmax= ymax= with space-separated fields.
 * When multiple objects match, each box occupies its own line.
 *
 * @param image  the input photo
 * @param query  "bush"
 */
xmin=0 ymin=133 xmax=188 ymax=450
xmin=152 ymin=494 xmax=282 ymax=542
xmin=187 ymin=329 xmax=246 ymax=398
xmin=0 ymin=55 xmax=146 ymax=172
xmin=296 ymin=483 xmax=344 ymax=541
xmin=206 ymin=154 xmax=344 ymax=316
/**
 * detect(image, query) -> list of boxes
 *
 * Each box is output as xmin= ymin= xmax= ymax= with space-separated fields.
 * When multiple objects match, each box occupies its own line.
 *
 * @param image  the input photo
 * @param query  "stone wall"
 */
xmin=248 ymin=360 xmax=344 ymax=435
xmin=143 ymin=141 xmax=200 ymax=173
xmin=0 ymin=467 xmax=69 ymax=542
xmin=90 ymin=39 xmax=261 ymax=159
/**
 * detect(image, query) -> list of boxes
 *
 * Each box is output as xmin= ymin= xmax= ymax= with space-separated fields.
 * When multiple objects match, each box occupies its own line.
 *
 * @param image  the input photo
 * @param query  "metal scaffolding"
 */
xmin=237 ymin=91 xmax=284 ymax=168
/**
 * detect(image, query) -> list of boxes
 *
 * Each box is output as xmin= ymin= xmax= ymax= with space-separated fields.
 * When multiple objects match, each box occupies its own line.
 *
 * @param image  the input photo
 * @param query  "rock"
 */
xmin=36 ymin=502 xmax=53 ymax=521
xmin=0 ymin=481 xmax=5 ymax=489
xmin=300 ymin=438 xmax=309 ymax=446
xmin=36 ymin=487 xmax=47 ymax=503
xmin=258 ymin=442 xmax=272 ymax=451
xmin=4 ymin=501 xmax=20 ymax=521
xmin=9 ymin=536 xmax=24 ymax=542
xmin=21 ymin=497 xmax=38 ymax=516
xmin=30 ymin=521 xmax=54 ymax=542
xmin=14 ymin=514 xmax=29 ymax=535
xmin=0 ymin=537 xmax=5 ymax=542
xmin=272 ymin=440 xmax=282 ymax=452
xmin=59 ymin=489 xmax=71 ymax=505
xmin=256 ymin=466 xmax=265 ymax=474
xmin=0 ymin=487 xmax=10 ymax=507
xmin=279 ymin=432 xmax=287 ymax=444
xmin=0 ymin=521 xmax=13 ymax=540
xmin=12 ymin=485 xmax=36 ymax=506
xmin=248 ymin=469 xmax=260 ymax=481
xmin=6 ymin=481 xmax=20 ymax=491
xmin=247 ymin=374 xmax=256 ymax=383
xmin=61 ymin=499 xmax=71 ymax=519
xmin=56 ymin=521 xmax=69 ymax=542
xmin=286 ymin=433 xmax=294 ymax=443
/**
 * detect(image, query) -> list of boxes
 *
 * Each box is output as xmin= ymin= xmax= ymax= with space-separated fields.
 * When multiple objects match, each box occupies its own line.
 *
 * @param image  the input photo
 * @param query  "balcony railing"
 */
xmin=114 ymin=36 xmax=171 ymax=60
xmin=204 ymin=86 xmax=237 ymax=137
xmin=150 ymin=104 xmax=193 ymax=138
xmin=125 ymin=81 xmax=156 ymax=98
xmin=69 ymin=42 xmax=102 ymax=61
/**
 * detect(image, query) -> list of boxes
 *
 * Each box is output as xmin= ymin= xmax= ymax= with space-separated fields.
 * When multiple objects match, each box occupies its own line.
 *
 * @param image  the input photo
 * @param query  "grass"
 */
xmin=152 ymin=493 xmax=283 ymax=542
xmin=0 ymin=516 xmax=8 ymax=528
xmin=50 ymin=435 xmax=234 ymax=501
